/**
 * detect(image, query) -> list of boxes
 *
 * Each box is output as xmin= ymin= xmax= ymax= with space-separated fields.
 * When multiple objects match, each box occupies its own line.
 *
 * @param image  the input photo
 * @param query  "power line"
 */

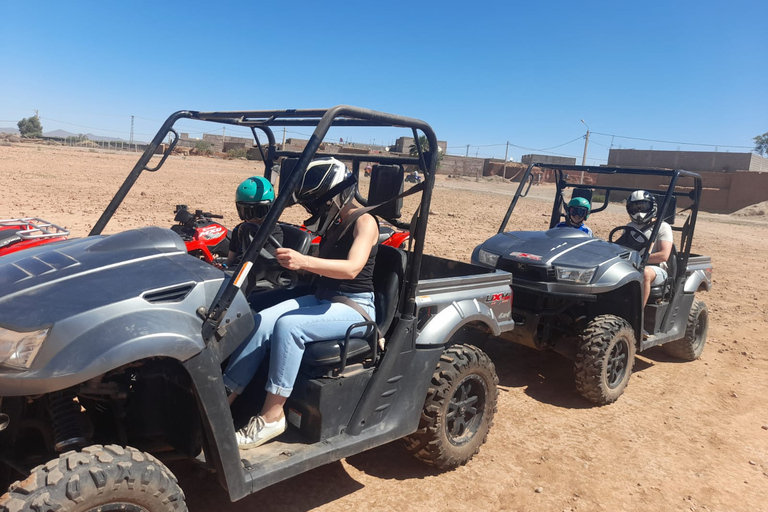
xmin=591 ymin=131 xmax=752 ymax=149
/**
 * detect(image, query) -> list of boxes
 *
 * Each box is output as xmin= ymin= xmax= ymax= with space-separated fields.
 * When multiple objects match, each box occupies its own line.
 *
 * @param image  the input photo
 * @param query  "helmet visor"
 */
xmin=236 ymin=201 xmax=271 ymax=220
xmin=627 ymin=200 xmax=653 ymax=215
xmin=568 ymin=206 xmax=589 ymax=219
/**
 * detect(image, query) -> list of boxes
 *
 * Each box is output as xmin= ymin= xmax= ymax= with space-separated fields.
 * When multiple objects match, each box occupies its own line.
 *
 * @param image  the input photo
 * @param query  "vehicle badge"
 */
xmin=509 ymin=251 xmax=542 ymax=261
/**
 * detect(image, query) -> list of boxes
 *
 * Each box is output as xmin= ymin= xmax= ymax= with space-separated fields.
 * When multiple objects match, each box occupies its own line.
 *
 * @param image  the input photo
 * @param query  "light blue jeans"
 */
xmin=223 ymin=291 xmax=375 ymax=398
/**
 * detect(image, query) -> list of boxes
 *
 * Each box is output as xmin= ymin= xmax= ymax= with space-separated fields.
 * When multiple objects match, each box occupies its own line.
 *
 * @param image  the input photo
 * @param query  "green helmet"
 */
xmin=567 ymin=196 xmax=591 ymax=221
xmin=235 ymin=176 xmax=275 ymax=220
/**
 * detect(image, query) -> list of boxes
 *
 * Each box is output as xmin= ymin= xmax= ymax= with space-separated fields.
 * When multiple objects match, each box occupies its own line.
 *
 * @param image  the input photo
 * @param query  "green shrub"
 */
xmin=227 ymin=147 xmax=247 ymax=159
xmin=195 ymin=141 xmax=213 ymax=155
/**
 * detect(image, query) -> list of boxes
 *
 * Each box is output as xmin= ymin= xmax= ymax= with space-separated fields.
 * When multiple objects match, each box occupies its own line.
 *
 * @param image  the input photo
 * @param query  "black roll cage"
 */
xmin=498 ymin=162 xmax=703 ymax=272
xmin=87 ymin=106 xmax=439 ymax=343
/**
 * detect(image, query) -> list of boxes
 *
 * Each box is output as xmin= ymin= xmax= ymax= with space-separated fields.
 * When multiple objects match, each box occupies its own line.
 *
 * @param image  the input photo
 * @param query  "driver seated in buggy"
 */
xmin=223 ymin=157 xmax=380 ymax=450
xmin=622 ymin=190 xmax=674 ymax=308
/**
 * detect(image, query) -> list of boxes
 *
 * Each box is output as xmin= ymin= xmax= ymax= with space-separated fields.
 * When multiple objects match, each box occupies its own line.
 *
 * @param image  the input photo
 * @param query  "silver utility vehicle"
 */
xmin=0 ymin=107 xmax=513 ymax=511
xmin=473 ymin=163 xmax=712 ymax=404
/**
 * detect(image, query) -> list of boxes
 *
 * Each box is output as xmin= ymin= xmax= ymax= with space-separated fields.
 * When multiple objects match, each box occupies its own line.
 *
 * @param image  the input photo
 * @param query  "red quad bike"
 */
xmin=170 ymin=205 xmax=231 ymax=264
xmin=0 ymin=218 xmax=70 ymax=257
xmin=303 ymin=223 xmax=410 ymax=253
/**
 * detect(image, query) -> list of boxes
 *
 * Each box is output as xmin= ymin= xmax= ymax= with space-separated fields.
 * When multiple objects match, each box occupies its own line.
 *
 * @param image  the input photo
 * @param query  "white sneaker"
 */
xmin=235 ymin=415 xmax=286 ymax=449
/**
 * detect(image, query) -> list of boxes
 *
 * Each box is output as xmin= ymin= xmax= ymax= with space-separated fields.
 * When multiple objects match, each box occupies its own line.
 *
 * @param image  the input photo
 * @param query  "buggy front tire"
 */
xmin=403 ymin=344 xmax=498 ymax=470
xmin=574 ymin=315 xmax=636 ymax=405
xmin=0 ymin=445 xmax=186 ymax=512
xmin=663 ymin=299 xmax=708 ymax=361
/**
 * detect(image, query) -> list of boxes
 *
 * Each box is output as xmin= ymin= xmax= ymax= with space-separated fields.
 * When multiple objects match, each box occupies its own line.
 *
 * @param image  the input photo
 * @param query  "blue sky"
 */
xmin=1 ymin=0 xmax=766 ymax=164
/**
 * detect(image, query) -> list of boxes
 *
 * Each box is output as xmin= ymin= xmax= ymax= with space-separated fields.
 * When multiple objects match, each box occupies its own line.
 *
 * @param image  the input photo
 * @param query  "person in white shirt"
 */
xmin=625 ymin=190 xmax=674 ymax=307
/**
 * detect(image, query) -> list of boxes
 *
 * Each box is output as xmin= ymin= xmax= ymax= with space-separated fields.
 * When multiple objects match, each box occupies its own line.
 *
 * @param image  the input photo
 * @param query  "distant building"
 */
xmin=393 ymin=136 xmax=447 ymax=155
xmin=520 ymin=154 xmax=577 ymax=166
xmin=608 ymin=149 xmax=768 ymax=173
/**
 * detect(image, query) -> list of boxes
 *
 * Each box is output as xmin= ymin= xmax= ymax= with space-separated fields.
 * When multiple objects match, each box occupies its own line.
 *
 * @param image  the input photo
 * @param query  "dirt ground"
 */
xmin=1 ymin=144 xmax=767 ymax=512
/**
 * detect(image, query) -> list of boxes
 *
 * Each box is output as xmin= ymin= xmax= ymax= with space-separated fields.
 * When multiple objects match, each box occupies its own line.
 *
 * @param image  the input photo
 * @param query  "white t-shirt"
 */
xmin=626 ymin=220 xmax=674 ymax=259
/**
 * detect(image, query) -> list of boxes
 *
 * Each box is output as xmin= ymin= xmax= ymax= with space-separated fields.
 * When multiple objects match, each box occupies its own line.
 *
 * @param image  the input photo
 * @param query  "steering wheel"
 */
xmin=257 ymin=234 xmax=298 ymax=289
xmin=609 ymin=225 xmax=649 ymax=251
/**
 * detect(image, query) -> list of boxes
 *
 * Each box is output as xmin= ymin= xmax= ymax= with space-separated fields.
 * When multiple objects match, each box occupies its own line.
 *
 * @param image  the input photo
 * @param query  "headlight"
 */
xmin=477 ymin=249 xmax=500 ymax=267
xmin=555 ymin=266 xmax=597 ymax=284
xmin=0 ymin=326 xmax=49 ymax=370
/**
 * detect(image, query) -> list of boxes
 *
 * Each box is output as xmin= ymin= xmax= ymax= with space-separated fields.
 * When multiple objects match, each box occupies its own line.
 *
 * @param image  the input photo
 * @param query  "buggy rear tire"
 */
xmin=0 ymin=445 xmax=186 ymax=512
xmin=663 ymin=299 xmax=708 ymax=361
xmin=574 ymin=315 xmax=636 ymax=405
xmin=403 ymin=344 xmax=498 ymax=470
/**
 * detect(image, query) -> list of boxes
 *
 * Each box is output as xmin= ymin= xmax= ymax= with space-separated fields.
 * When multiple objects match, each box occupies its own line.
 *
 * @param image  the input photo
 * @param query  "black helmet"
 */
xmin=293 ymin=157 xmax=356 ymax=234
xmin=626 ymin=190 xmax=657 ymax=225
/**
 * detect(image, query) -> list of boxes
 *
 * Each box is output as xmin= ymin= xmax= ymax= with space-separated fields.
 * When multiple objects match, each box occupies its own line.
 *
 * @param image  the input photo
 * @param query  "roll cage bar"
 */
xmin=498 ymin=162 xmax=703 ymax=270
xmin=87 ymin=106 xmax=439 ymax=343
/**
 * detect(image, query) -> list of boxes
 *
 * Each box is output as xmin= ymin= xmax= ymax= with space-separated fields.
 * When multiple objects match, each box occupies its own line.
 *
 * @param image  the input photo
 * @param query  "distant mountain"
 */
xmin=0 ymin=127 xmax=19 ymax=134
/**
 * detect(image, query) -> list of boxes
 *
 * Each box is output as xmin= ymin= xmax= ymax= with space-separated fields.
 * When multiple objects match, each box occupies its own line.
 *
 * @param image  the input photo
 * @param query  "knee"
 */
xmin=644 ymin=268 xmax=654 ymax=283
xmin=273 ymin=316 xmax=306 ymax=349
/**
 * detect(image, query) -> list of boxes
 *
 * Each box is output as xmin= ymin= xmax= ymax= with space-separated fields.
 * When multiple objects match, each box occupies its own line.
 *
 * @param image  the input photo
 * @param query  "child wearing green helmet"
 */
xmin=556 ymin=196 xmax=593 ymax=236
xmin=227 ymin=176 xmax=284 ymax=266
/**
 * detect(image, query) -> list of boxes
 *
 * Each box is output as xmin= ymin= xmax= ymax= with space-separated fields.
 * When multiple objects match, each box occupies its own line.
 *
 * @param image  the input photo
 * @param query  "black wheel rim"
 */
xmin=446 ymin=375 xmax=487 ymax=446
xmin=692 ymin=310 xmax=708 ymax=350
xmin=606 ymin=338 xmax=629 ymax=389
xmin=86 ymin=504 xmax=147 ymax=512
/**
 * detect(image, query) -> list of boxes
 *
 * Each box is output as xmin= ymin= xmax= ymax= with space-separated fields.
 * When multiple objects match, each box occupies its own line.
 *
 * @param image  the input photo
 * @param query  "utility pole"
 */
xmin=222 ymin=126 xmax=226 ymax=152
xmin=129 ymin=115 xmax=134 ymax=146
xmin=580 ymin=119 xmax=590 ymax=184
xmin=502 ymin=141 xmax=509 ymax=179
xmin=282 ymin=127 xmax=286 ymax=147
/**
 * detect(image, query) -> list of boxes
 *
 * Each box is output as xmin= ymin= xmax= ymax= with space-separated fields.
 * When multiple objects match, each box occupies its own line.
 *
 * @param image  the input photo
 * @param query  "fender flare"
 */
xmin=415 ymin=298 xmax=501 ymax=347
xmin=684 ymin=269 xmax=711 ymax=293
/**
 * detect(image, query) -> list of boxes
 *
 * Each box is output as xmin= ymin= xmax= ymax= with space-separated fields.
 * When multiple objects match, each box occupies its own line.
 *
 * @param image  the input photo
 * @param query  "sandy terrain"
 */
xmin=1 ymin=144 xmax=767 ymax=512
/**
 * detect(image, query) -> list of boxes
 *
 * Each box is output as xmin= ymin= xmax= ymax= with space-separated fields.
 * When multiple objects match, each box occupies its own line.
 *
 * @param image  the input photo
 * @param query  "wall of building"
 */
xmin=520 ymin=154 xmax=577 ymax=166
xmin=393 ymin=136 xmax=448 ymax=154
xmin=607 ymin=149 xmax=767 ymax=173
xmin=438 ymin=154 xmax=486 ymax=176
xmin=594 ymin=169 xmax=768 ymax=213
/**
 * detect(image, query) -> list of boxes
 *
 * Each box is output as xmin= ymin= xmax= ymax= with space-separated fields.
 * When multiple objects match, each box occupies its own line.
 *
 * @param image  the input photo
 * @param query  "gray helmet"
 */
xmin=626 ymin=190 xmax=657 ymax=225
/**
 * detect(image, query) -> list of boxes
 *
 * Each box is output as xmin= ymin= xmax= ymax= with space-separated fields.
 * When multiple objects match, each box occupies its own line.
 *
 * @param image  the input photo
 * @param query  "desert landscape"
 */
xmin=1 ymin=143 xmax=767 ymax=512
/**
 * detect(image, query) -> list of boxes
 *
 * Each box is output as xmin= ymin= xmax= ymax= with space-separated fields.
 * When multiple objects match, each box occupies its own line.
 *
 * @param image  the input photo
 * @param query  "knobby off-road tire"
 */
xmin=663 ymin=299 xmax=708 ymax=361
xmin=0 ymin=445 xmax=187 ymax=512
xmin=574 ymin=315 xmax=636 ymax=405
xmin=403 ymin=344 xmax=498 ymax=470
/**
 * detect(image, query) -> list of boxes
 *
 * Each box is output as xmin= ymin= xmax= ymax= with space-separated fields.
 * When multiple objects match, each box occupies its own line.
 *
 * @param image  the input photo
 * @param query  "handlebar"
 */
xmin=174 ymin=204 xmax=224 ymax=223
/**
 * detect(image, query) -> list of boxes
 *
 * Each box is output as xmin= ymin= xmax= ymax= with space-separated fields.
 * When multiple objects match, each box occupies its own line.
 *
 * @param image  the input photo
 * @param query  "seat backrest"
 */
xmin=279 ymin=223 xmax=312 ymax=255
xmin=571 ymin=187 xmax=593 ymax=204
xmin=655 ymin=194 xmax=676 ymax=225
xmin=369 ymin=165 xmax=404 ymax=220
xmin=373 ymin=244 xmax=407 ymax=336
xmin=279 ymin=157 xmax=300 ymax=195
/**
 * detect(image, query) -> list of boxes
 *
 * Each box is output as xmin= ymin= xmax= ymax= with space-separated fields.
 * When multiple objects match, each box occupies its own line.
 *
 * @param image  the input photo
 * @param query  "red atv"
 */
xmin=170 ymin=205 xmax=230 ymax=264
xmin=0 ymin=218 xmax=70 ymax=257
xmin=303 ymin=222 xmax=410 ymax=252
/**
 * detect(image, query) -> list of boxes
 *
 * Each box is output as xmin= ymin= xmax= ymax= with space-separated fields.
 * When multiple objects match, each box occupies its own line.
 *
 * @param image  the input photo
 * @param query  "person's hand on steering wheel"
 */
xmin=276 ymin=247 xmax=310 ymax=271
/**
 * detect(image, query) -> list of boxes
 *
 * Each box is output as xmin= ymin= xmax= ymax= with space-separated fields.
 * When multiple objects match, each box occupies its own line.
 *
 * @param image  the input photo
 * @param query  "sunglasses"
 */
xmin=237 ymin=201 xmax=271 ymax=220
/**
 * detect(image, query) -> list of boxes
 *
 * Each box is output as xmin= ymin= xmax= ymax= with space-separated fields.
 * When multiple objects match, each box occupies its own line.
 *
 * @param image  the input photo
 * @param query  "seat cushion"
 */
xmin=303 ymin=337 xmax=372 ymax=366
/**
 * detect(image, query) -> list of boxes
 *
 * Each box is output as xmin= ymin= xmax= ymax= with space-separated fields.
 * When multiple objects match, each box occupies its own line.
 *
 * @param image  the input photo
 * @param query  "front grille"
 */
xmin=498 ymin=260 xmax=555 ymax=282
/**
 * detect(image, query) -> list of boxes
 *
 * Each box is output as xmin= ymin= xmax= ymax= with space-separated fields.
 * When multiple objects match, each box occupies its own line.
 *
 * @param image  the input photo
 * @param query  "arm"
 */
xmin=276 ymin=213 xmax=379 ymax=279
xmin=647 ymin=239 xmax=672 ymax=265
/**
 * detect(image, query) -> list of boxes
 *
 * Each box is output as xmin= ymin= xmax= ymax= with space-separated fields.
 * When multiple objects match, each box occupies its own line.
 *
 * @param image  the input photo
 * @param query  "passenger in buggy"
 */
xmin=223 ymin=157 xmax=380 ymax=449
xmin=556 ymin=197 xmax=593 ymax=236
xmin=227 ymin=176 xmax=283 ymax=266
